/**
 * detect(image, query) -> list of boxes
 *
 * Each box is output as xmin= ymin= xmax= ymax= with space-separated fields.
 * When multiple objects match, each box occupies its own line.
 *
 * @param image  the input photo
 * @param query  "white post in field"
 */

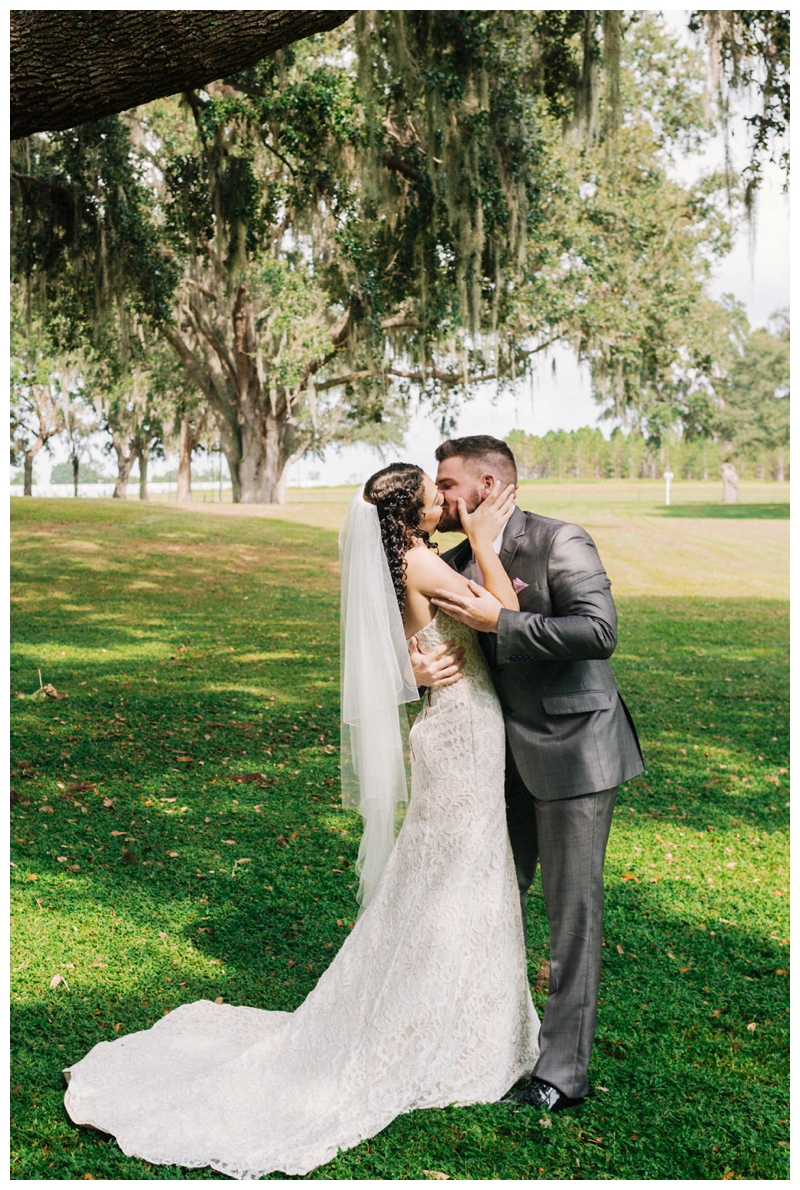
xmin=664 ymin=469 xmax=674 ymax=506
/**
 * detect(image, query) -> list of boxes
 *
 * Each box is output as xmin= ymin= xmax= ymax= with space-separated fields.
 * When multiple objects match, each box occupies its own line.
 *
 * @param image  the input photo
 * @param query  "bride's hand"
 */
xmin=458 ymin=480 xmax=516 ymax=547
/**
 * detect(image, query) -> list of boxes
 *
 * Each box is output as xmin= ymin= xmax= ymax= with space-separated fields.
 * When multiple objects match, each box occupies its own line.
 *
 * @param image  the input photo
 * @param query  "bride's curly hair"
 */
xmin=364 ymin=463 xmax=435 ymax=609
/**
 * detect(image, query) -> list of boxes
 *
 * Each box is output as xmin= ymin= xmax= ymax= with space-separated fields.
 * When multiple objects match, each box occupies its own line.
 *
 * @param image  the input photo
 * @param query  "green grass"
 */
xmin=661 ymin=503 xmax=789 ymax=519
xmin=10 ymin=497 xmax=789 ymax=1180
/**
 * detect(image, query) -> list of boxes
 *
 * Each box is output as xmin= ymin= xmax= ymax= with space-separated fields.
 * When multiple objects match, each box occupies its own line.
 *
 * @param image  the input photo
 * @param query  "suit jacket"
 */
xmin=441 ymin=506 xmax=645 ymax=800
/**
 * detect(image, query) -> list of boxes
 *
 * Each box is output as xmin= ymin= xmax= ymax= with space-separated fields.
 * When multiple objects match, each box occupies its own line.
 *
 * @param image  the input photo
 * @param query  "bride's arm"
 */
xmin=404 ymin=543 xmax=518 ymax=611
xmin=457 ymin=481 xmax=519 ymax=611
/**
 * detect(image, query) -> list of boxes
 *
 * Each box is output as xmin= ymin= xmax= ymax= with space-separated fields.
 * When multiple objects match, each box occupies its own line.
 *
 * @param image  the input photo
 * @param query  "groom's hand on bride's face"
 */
xmin=431 ymin=581 xmax=503 ymax=633
xmin=408 ymin=637 xmax=466 ymax=688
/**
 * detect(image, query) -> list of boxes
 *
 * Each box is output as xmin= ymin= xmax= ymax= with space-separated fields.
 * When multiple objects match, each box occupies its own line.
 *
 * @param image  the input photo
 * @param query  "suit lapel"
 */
xmin=443 ymin=536 xmax=473 ymax=574
xmin=499 ymin=505 xmax=527 ymax=572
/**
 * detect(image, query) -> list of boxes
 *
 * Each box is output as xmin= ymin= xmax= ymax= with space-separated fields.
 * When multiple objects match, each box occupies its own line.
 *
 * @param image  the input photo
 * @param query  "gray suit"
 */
xmin=442 ymin=506 xmax=644 ymax=1099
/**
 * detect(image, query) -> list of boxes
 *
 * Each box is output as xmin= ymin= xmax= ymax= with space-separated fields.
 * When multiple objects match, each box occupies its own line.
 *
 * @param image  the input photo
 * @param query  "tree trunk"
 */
xmin=11 ymin=11 xmax=353 ymax=140
xmin=721 ymin=461 xmax=739 ymax=504
xmin=776 ymin=448 xmax=785 ymax=483
xmin=138 ymin=442 xmax=151 ymax=502
xmin=177 ymin=412 xmax=193 ymax=503
xmin=112 ymin=436 xmax=139 ymax=499
xmin=72 ymin=453 xmax=79 ymax=497
xmin=236 ymin=412 xmax=297 ymax=503
xmin=22 ymin=433 xmax=47 ymax=495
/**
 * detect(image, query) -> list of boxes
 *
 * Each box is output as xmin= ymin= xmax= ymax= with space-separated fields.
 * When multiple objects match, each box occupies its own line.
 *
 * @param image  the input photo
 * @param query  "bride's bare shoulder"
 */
xmin=404 ymin=545 xmax=470 ymax=596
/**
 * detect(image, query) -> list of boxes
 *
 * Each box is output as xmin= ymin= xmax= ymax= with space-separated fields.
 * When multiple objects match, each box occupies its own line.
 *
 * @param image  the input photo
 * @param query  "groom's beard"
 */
xmin=436 ymin=489 xmax=482 ymax=534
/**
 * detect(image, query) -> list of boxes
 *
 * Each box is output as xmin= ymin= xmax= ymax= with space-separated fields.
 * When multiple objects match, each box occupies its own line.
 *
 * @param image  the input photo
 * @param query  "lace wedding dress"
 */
xmin=64 ymin=611 xmax=540 ymax=1179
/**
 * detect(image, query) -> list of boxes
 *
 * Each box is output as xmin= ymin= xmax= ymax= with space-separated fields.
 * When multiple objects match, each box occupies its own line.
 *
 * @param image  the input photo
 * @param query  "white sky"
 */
xmin=36 ymin=10 xmax=789 ymax=488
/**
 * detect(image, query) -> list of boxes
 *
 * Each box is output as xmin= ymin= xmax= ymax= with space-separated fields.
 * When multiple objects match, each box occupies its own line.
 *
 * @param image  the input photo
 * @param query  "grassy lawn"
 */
xmin=10 ymin=489 xmax=789 ymax=1180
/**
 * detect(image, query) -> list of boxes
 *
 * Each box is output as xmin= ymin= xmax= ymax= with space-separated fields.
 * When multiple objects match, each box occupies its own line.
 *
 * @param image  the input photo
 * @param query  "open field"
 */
xmin=10 ymin=492 xmax=789 ymax=1180
xmin=151 ymin=479 xmax=790 ymax=599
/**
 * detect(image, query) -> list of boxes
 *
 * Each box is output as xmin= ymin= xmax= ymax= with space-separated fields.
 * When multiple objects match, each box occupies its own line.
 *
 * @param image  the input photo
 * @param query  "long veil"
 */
xmin=339 ymin=489 xmax=419 ymax=912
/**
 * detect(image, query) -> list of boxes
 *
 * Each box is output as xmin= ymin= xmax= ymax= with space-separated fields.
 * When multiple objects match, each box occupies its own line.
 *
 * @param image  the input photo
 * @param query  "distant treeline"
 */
xmin=506 ymin=428 xmax=789 ymax=482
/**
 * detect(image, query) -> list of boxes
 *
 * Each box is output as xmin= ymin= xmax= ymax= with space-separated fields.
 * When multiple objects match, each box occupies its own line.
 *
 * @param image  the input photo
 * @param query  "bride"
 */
xmin=63 ymin=463 xmax=540 ymax=1179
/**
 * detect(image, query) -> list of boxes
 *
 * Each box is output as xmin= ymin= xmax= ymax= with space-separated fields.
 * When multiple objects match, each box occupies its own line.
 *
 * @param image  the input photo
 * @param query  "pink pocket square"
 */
xmin=512 ymin=577 xmax=529 ymax=592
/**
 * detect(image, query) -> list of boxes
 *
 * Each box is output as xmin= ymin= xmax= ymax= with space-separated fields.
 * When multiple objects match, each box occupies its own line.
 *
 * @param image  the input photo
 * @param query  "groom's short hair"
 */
xmin=435 ymin=435 xmax=517 ymax=485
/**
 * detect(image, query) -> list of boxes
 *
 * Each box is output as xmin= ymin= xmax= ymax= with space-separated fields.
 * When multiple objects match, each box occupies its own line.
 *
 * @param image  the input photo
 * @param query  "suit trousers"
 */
xmin=505 ymin=742 xmax=617 ymax=1100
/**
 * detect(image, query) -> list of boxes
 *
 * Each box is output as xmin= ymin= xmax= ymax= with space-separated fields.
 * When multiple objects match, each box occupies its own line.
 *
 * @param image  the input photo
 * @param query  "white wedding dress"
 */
xmin=64 ymin=611 xmax=540 ymax=1179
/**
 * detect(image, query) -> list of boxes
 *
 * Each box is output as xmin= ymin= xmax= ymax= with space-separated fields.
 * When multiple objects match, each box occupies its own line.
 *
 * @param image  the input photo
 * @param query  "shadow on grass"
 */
xmin=655 ymin=503 xmax=789 ymax=519
xmin=9 ymin=870 xmax=789 ymax=1181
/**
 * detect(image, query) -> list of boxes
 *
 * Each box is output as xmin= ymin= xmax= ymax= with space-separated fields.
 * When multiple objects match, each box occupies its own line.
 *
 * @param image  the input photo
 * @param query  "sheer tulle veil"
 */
xmin=339 ymin=489 xmax=419 ymax=911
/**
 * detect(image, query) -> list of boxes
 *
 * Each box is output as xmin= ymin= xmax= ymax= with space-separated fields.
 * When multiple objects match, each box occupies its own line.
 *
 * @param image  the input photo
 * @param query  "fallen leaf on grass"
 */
xmin=423 ymin=1172 xmax=451 ymax=1180
xmin=168 ymin=852 xmax=179 ymax=858
xmin=67 ymin=781 xmax=96 ymax=794
xmin=535 ymin=960 xmax=550 ymax=991
xmin=103 ymin=798 xmax=115 ymax=809
xmin=775 ymin=969 xmax=787 ymax=975
xmin=616 ymin=944 xmax=624 ymax=955
xmin=721 ymin=1172 xmax=736 ymax=1180
xmin=747 ymin=1022 xmax=757 ymax=1031
xmin=710 ymin=1009 xmax=722 ymax=1017
xmin=50 ymin=973 xmax=69 ymax=989
xmin=214 ymin=996 xmax=224 ymax=1004
xmin=221 ymin=839 xmax=237 ymax=846
xmin=39 ymin=805 xmax=53 ymax=813
xmin=275 ymin=835 xmax=288 ymax=847
xmin=83 ymin=1174 xmax=95 ymax=1180
xmin=680 ymin=966 xmax=691 ymax=974
xmin=57 ymin=856 xmax=68 ymax=863
xmin=621 ymin=873 xmax=637 ymax=881
xmin=596 ymin=1086 xmax=609 ymax=1092
xmin=110 ymin=830 xmax=125 ymax=837
xmin=113 ymin=1023 xmax=121 ymax=1032
xmin=27 ymin=874 xmax=37 ymax=881
xmin=66 ymin=864 xmax=80 ymax=871
xmin=539 ymin=1118 xmax=552 ymax=1128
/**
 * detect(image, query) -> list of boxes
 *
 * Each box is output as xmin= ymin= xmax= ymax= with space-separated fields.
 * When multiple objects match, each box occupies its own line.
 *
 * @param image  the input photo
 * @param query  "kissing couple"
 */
xmin=64 ymin=434 xmax=645 ymax=1178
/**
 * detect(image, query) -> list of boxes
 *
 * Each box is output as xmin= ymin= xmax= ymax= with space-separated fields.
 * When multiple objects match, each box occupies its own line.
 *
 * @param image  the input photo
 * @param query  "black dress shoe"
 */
xmin=501 ymin=1076 xmax=585 ymax=1112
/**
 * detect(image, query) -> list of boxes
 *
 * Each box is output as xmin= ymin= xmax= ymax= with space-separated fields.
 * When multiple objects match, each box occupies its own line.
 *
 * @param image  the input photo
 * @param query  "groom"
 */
xmin=409 ymin=435 xmax=645 ymax=1113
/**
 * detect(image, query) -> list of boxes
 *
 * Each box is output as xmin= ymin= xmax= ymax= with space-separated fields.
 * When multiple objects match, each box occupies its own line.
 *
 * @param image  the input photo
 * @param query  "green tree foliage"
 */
xmin=685 ymin=309 xmax=790 ymax=481
xmin=690 ymin=10 xmax=790 ymax=202
xmin=10 ymin=294 xmax=66 ymax=494
xmin=510 ymin=14 xmax=736 ymax=449
xmin=507 ymin=422 xmax=788 ymax=484
xmin=11 ymin=13 xmax=774 ymax=501
xmin=49 ymin=461 xmax=110 ymax=485
xmin=10 ymin=117 xmax=176 ymax=344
